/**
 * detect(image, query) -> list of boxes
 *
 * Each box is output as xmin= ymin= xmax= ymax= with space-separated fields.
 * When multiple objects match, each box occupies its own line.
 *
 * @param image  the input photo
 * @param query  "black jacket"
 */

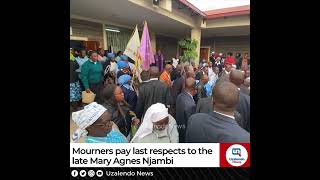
xmin=120 ymin=86 xmax=137 ymax=111
xmin=70 ymin=61 xmax=79 ymax=83
xmin=102 ymin=101 xmax=135 ymax=137
xmin=186 ymin=111 xmax=250 ymax=143
xmin=236 ymin=92 xmax=250 ymax=132
xmin=135 ymin=79 xmax=171 ymax=119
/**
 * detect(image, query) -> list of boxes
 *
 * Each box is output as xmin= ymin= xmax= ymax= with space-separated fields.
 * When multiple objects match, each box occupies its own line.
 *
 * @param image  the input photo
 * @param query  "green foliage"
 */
xmin=178 ymin=38 xmax=198 ymax=62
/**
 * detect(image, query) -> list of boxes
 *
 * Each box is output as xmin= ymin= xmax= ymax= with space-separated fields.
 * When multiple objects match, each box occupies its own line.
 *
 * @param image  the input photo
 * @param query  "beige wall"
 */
xmin=206 ymin=15 xmax=250 ymax=28
xmin=70 ymin=18 xmax=104 ymax=48
xmin=129 ymin=0 xmax=196 ymax=28
xmin=159 ymin=0 xmax=172 ymax=12
xmin=201 ymin=36 xmax=250 ymax=55
xmin=156 ymin=35 xmax=179 ymax=63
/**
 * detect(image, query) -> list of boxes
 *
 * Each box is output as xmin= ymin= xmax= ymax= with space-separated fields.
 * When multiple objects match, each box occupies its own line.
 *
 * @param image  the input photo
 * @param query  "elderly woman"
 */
xmin=118 ymin=74 xmax=137 ymax=111
xmin=131 ymin=103 xmax=179 ymax=143
xmin=80 ymin=51 xmax=104 ymax=103
xmin=71 ymin=102 xmax=128 ymax=143
xmin=101 ymin=84 xmax=140 ymax=138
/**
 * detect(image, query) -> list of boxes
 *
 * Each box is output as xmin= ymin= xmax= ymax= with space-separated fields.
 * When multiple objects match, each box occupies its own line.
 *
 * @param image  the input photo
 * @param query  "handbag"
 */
xmin=81 ymin=91 xmax=96 ymax=104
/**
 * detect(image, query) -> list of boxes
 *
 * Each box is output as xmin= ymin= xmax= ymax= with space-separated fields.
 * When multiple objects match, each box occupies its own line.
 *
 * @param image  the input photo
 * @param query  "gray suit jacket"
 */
xmin=240 ymin=84 xmax=250 ymax=96
xmin=196 ymin=97 xmax=246 ymax=131
xmin=237 ymin=92 xmax=250 ymax=132
xmin=176 ymin=91 xmax=196 ymax=143
xmin=186 ymin=112 xmax=250 ymax=143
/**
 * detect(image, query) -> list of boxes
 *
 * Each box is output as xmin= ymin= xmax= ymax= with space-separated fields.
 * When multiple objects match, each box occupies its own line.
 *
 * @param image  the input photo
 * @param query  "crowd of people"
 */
xmin=70 ymin=48 xmax=250 ymax=143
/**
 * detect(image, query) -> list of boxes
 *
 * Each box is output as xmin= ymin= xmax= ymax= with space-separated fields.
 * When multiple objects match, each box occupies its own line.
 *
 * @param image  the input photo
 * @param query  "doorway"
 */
xmin=200 ymin=47 xmax=210 ymax=62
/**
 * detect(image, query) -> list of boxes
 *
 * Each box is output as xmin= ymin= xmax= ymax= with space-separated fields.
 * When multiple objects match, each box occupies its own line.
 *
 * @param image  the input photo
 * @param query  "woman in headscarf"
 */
xmin=118 ymin=74 xmax=137 ymax=111
xmin=101 ymin=84 xmax=140 ymax=138
xmin=80 ymin=51 xmax=104 ymax=103
xmin=71 ymin=102 xmax=128 ymax=143
xmin=131 ymin=103 xmax=179 ymax=143
xmin=120 ymin=55 xmax=134 ymax=73
xmin=70 ymin=50 xmax=81 ymax=111
xmin=116 ymin=60 xmax=130 ymax=79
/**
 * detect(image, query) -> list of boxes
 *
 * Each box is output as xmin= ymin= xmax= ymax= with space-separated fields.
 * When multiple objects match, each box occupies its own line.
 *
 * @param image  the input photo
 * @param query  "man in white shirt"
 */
xmin=208 ymin=61 xmax=214 ymax=77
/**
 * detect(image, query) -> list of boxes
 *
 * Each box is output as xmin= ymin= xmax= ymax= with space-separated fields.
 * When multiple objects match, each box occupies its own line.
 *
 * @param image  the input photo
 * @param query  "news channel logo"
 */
xmin=226 ymin=144 xmax=248 ymax=166
xmin=71 ymin=170 xmax=104 ymax=177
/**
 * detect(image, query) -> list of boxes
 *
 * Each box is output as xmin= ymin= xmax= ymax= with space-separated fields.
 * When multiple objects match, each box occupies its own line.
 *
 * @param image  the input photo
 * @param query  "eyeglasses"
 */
xmin=94 ymin=120 xmax=112 ymax=127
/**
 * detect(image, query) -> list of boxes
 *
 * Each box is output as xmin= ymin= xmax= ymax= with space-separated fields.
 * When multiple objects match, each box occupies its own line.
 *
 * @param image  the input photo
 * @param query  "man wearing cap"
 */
xmin=220 ymin=60 xmax=233 ymax=78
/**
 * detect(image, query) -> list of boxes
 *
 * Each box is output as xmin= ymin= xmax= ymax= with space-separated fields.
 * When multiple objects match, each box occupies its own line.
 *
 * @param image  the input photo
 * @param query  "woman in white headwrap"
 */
xmin=71 ymin=102 xmax=128 ymax=143
xmin=131 ymin=103 xmax=179 ymax=143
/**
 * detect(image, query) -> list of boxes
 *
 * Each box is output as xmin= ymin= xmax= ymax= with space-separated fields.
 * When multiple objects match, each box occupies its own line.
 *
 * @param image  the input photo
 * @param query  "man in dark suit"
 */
xmin=135 ymin=66 xmax=171 ymax=120
xmin=169 ymin=64 xmax=183 ymax=117
xmin=176 ymin=77 xmax=197 ymax=143
xmin=186 ymin=81 xmax=250 ymax=143
xmin=196 ymin=97 xmax=245 ymax=127
xmin=230 ymin=70 xmax=250 ymax=132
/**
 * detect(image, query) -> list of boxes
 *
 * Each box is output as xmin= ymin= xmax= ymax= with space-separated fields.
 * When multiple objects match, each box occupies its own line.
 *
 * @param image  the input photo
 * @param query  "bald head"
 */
xmin=230 ymin=70 xmax=245 ymax=87
xmin=186 ymin=71 xmax=196 ymax=79
xmin=201 ymin=74 xmax=209 ymax=84
xmin=149 ymin=66 xmax=159 ymax=78
xmin=165 ymin=64 xmax=173 ymax=73
xmin=140 ymin=70 xmax=150 ymax=81
xmin=213 ymin=81 xmax=239 ymax=112
xmin=176 ymin=64 xmax=182 ymax=72
xmin=185 ymin=77 xmax=196 ymax=91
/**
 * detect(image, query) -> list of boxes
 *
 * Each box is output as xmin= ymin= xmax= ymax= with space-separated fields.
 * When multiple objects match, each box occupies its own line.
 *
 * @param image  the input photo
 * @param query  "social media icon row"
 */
xmin=71 ymin=170 xmax=104 ymax=177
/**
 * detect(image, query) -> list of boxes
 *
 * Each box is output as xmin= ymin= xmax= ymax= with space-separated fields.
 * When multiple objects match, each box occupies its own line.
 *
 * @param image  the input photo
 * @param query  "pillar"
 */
xmin=150 ymin=31 xmax=156 ymax=54
xmin=102 ymin=24 xmax=107 ymax=50
xmin=191 ymin=27 xmax=201 ymax=65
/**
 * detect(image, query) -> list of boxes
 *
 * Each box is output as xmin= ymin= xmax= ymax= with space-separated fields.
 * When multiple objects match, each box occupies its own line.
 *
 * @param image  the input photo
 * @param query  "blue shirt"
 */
xmin=75 ymin=56 xmax=89 ymax=72
xmin=85 ymin=129 xmax=128 ymax=143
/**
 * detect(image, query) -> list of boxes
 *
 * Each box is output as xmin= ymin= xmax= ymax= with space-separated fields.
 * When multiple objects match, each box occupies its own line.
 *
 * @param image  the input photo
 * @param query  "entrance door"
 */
xmin=200 ymin=47 xmax=210 ymax=62
xmin=83 ymin=41 xmax=100 ymax=51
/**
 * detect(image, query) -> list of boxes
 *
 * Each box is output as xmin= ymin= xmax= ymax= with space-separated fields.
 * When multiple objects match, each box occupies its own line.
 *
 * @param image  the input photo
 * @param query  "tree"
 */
xmin=178 ymin=38 xmax=198 ymax=63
